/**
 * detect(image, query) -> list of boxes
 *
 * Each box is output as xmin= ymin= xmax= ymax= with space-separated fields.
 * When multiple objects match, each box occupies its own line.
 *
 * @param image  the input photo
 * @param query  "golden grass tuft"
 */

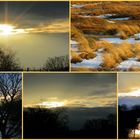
xmin=102 ymin=53 xmax=118 ymax=69
xmin=71 ymin=51 xmax=82 ymax=64
xmin=71 ymin=26 xmax=93 ymax=53
xmin=79 ymin=52 xmax=95 ymax=59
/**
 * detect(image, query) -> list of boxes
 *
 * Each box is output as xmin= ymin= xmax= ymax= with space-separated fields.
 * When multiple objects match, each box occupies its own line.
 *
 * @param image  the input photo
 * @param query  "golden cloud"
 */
xmin=13 ymin=20 xmax=69 ymax=34
xmin=26 ymin=94 xmax=116 ymax=108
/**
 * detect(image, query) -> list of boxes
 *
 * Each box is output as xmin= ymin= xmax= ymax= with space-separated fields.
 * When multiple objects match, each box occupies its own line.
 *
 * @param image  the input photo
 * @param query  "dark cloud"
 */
xmin=24 ymin=73 xmax=116 ymax=107
xmin=0 ymin=2 xmax=69 ymax=27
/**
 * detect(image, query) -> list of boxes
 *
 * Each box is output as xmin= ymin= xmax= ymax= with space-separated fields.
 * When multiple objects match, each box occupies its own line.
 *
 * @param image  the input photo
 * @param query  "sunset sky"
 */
xmin=118 ymin=73 xmax=140 ymax=107
xmin=24 ymin=73 xmax=116 ymax=129
xmin=0 ymin=2 xmax=69 ymax=68
xmin=24 ymin=73 xmax=116 ymax=108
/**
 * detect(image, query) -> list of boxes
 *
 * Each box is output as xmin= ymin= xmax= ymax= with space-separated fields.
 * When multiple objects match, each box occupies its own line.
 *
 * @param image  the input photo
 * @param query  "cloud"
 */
xmin=11 ymin=20 xmax=69 ymax=34
xmin=29 ymin=94 xmax=116 ymax=108
xmin=118 ymin=73 xmax=140 ymax=93
xmin=24 ymin=73 xmax=116 ymax=107
xmin=119 ymin=88 xmax=140 ymax=97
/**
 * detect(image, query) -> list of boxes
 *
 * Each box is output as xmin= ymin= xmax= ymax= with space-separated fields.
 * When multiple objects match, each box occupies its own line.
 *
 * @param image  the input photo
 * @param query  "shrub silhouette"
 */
xmin=0 ymin=48 xmax=21 ymax=71
xmin=43 ymin=55 xmax=69 ymax=71
xmin=24 ymin=107 xmax=69 ymax=138
xmin=83 ymin=114 xmax=116 ymax=138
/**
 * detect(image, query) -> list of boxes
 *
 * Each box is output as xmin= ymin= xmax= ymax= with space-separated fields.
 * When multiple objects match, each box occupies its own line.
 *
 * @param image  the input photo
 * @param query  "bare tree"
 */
xmin=42 ymin=55 xmax=69 ymax=71
xmin=0 ymin=48 xmax=21 ymax=71
xmin=0 ymin=73 xmax=22 ymax=138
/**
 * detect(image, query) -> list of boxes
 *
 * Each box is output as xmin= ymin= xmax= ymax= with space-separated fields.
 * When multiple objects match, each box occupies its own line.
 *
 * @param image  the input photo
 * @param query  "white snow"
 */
xmin=72 ymin=4 xmax=85 ymax=8
xmin=96 ymin=14 xmax=129 ymax=20
xmin=111 ymin=17 xmax=130 ymax=20
xmin=71 ymin=40 xmax=78 ymax=45
xmin=96 ymin=14 xmax=116 ymax=19
xmin=106 ymin=20 xmax=115 ymax=23
xmin=100 ymin=37 xmax=140 ymax=44
xmin=80 ymin=15 xmax=92 ymax=18
xmin=117 ymin=58 xmax=140 ymax=70
xmin=134 ymin=33 xmax=140 ymax=40
xmin=71 ymin=49 xmax=103 ymax=68
xmin=71 ymin=40 xmax=79 ymax=52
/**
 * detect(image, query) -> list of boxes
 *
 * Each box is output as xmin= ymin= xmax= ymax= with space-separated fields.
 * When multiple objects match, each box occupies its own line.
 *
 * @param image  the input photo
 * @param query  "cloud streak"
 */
xmin=9 ymin=20 xmax=69 ymax=35
xmin=26 ymin=94 xmax=116 ymax=108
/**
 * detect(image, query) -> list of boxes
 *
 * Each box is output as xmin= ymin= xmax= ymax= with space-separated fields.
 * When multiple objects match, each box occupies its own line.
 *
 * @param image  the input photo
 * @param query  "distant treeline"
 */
xmin=24 ymin=107 xmax=116 ymax=139
xmin=0 ymin=48 xmax=69 ymax=71
xmin=119 ymin=104 xmax=140 ymax=138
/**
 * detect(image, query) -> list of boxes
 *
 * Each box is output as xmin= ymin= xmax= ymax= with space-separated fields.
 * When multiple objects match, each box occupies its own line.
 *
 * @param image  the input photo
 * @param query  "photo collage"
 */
xmin=0 ymin=1 xmax=140 ymax=139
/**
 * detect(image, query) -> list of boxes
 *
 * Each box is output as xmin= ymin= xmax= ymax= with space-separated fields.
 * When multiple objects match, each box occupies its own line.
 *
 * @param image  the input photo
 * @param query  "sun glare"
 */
xmin=0 ymin=24 xmax=14 ymax=35
xmin=38 ymin=101 xmax=65 ymax=108
xmin=119 ymin=88 xmax=140 ymax=97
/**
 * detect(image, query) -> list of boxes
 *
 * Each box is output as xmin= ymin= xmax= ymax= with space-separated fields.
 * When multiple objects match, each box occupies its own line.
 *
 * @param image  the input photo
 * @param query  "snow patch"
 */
xmin=106 ymin=20 xmax=115 ymax=23
xmin=71 ymin=40 xmax=79 ymax=52
xmin=111 ymin=17 xmax=130 ymax=20
xmin=100 ymin=37 xmax=140 ymax=44
xmin=96 ymin=14 xmax=129 ymax=21
xmin=72 ymin=49 xmax=103 ymax=68
xmin=117 ymin=58 xmax=140 ymax=70
xmin=80 ymin=15 xmax=92 ymax=18
xmin=72 ymin=4 xmax=85 ymax=8
xmin=96 ymin=14 xmax=116 ymax=19
xmin=134 ymin=33 xmax=140 ymax=40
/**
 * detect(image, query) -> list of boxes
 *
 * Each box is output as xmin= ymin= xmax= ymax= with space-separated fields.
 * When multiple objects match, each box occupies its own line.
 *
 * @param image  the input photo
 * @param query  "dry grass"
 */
xmin=118 ymin=42 xmax=134 ymax=59
xmin=72 ymin=2 xmax=140 ymax=37
xmin=90 ymin=40 xmax=114 ymax=53
xmin=129 ymin=67 xmax=140 ymax=71
xmin=71 ymin=2 xmax=140 ymax=71
xmin=102 ymin=42 xmax=134 ymax=69
xmin=71 ymin=26 xmax=93 ymax=52
xmin=71 ymin=67 xmax=100 ymax=71
xmin=79 ymin=52 xmax=95 ymax=59
xmin=102 ymin=53 xmax=118 ymax=69
xmin=71 ymin=51 xmax=82 ymax=63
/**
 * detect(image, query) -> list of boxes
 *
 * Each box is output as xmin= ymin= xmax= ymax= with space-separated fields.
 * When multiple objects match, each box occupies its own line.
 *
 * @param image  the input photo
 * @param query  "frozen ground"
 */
xmin=80 ymin=15 xmax=92 ymax=18
xmin=71 ymin=4 xmax=85 ymax=8
xmin=111 ymin=17 xmax=130 ymax=20
xmin=116 ymin=58 xmax=140 ymax=70
xmin=71 ymin=3 xmax=140 ymax=71
xmin=96 ymin=14 xmax=130 ymax=20
xmin=134 ymin=33 xmax=140 ymax=40
xmin=106 ymin=20 xmax=115 ymax=23
xmin=100 ymin=37 xmax=140 ymax=44
xmin=72 ymin=49 xmax=103 ymax=69
xmin=71 ymin=40 xmax=79 ymax=52
xmin=96 ymin=14 xmax=116 ymax=19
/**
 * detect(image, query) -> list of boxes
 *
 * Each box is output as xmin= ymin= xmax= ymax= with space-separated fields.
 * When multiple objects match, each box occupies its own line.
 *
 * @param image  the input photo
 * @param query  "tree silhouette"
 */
xmin=24 ymin=107 xmax=69 ymax=138
xmin=0 ymin=48 xmax=21 ymax=71
xmin=42 ymin=55 xmax=69 ymax=71
xmin=0 ymin=74 xmax=22 ymax=138
xmin=119 ymin=104 xmax=140 ymax=138
xmin=83 ymin=114 xmax=116 ymax=138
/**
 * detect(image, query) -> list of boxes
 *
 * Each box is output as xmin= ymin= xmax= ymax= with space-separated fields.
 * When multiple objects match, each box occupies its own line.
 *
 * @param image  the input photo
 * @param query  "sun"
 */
xmin=0 ymin=24 xmax=14 ymax=35
xmin=38 ymin=101 xmax=65 ymax=108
